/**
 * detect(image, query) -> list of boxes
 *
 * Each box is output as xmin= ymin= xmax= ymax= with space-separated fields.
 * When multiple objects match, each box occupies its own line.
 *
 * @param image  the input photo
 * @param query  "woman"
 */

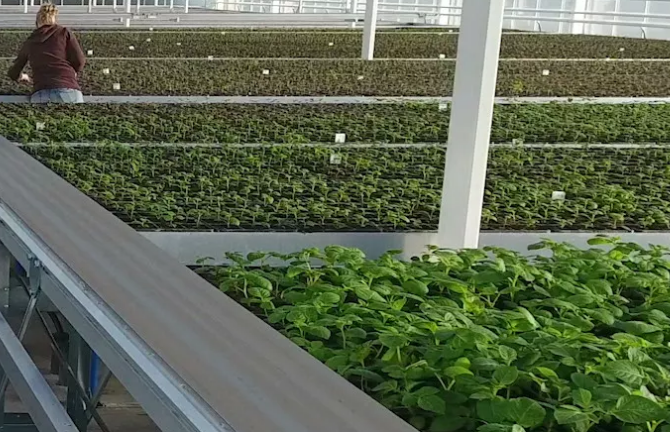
xmin=7 ymin=4 xmax=86 ymax=103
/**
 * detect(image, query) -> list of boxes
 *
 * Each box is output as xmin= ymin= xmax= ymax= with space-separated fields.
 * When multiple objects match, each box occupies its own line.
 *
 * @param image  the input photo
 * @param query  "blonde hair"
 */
xmin=36 ymin=4 xmax=58 ymax=28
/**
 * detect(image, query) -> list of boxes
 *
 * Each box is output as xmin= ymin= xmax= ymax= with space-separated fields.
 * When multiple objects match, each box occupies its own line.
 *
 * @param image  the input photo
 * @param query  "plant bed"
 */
xmin=2 ymin=32 xmax=669 ymax=58
xmin=22 ymin=145 xmax=670 ymax=232
xmin=196 ymin=238 xmax=670 ymax=431
xmin=4 ymin=59 xmax=670 ymax=96
xmin=5 ymin=103 xmax=670 ymax=145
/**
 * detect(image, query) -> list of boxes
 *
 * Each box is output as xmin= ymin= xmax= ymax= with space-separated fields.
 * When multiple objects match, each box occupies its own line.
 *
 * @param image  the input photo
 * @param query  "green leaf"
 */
xmin=518 ymin=307 xmax=539 ymax=329
xmin=615 ymin=321 xmax=661 ymax=335
xmin=572 ymin=389 xmax=592 ymax=407
xmin=431 ymin=415 xmax=467 ymax=432
xmin=571 ymin=373 xmax=597 ymax=390
xmin=417 ymin=394 xmax=446 ymax=414
xmin=306 ymin=325 xmax=331 ymax=340
xmin=403 ymin=279 xmax=429 ymax=296
xmin=534 ymin=367 xmax=559 ymax=381
xmin=604 ymin=361 xmax=645 ymax=386
xmin=499 ymin=346 xmax=518 ymax=365
xmin=477 ymin=398 xmax=510 ymax=423
xmin=378 ymin=334 xmax=408 ymax=349
xmin=477 ymin=425 xmax=513 ymax=432
xmin=508 ymin=397 xmax=546 ymax=428
xmin=444 ymin=366 xmax=474 ymax=379
xmin=554 ymin=408 xmax=590 ymax=425
xmin=493 ymin=366 xmax=519 ymax=386
xmin=612 ymin=395 xmax=668 ymax=424
xmin=317 ymin=292 xmax=341 ymax=304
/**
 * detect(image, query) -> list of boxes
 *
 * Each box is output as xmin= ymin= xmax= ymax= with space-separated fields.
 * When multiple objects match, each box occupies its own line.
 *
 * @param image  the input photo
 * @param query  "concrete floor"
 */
xmin=5 ymin=284 xmax=160 ymax=432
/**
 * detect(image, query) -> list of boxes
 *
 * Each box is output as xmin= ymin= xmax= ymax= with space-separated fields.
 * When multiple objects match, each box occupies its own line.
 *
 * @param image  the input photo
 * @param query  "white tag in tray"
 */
xmin=35 ymin=122 xmax=45 ymax=131
xmin=334 ymin=133 xmax=346 ymax=143
xmin=102 ymin=68 xmax=110 ymax=75
xmin=208 ymin=55 xmax=214 ymax=61
xmin=552 ymin=191 xmax=566 ymax=200
xmin=87 ymin=50 xmax=94 ymax=55
xmin=262 ymin=69 xmax=270 ymax=75
xmin=439 ymin=54 xmax=446 ymax=59
xmin=328 ymin=42 xmax=334 ymax=46
xmin=113 ymin=83 xmax=121 ymax=90
xmin=438 ymin=103 xmax=448 ymax=111
xmin=357 ymin=75 xmax=364 ymax=80
xmin=542 ymin=69 xmax=550 ymax=76
xmin=128 ymin=45 xmax=135 ymax=50
xmin=330 ymin=153 xmax=342 ymax=165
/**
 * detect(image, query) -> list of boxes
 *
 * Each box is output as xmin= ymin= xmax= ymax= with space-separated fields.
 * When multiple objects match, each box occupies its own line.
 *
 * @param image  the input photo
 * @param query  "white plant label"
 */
xmin=328 ymin=42 xmax=334 ymax=46
xmin=605 ymin=57 xmax=611 ymax=61
xmin=552 ymin=191 xmax=566 ymax=201
xmin=146 ymin=38 xmax=151 ymax=42
xmin=357 ymin=75 xmax=364 ymax=80
xmin=334 ymin=133 xmax=346 ymax=143
xmin=35 ymin=122 xmax=45 ymax=131
xmin=129 ymin=45 xmax=135 ymax=50
xmin=542 ymin=69 xmax=550 ymax=76
xmin=176 ymin=42 xmax=182 ymax=46
xmin=512 ymin=138 xmax=524 ymax=145
xmin=438 ymin=103 xmax=448 ymax=111
xmin=262 ymin=69 xmax=270 ymax=75
xmin=87 ymin=50 xmax=94 ymax=55
xmin=113 ymin=83 xmax=121 ymax=90
xmin=329 ymin=153 xmax=342 ymax=165
xmin=208 ymin=55 xmax=214 ymax=61
xmin=102 ymin=68 xmax=110 ymax=75
xmin=149 ymin=27 xmax=154 ymax=31
xmin=619 ymin=47 xmax=625 ymax=52
xmin=439 ymin=54 xmax=446 ymax=59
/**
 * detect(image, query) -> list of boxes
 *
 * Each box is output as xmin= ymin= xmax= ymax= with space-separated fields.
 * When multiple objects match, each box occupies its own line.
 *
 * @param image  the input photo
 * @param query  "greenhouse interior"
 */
xmin=1 ymin=0 xmax=670 ymax=432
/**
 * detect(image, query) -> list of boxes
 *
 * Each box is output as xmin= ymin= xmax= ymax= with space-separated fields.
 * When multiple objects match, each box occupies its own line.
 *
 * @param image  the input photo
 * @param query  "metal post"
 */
xmin=437 ymin=0 xmax=504 ymax=249
xmin=136 ymin=0 xmax=140 ymax=14
xmin=125 ymin=0 xmax=131 ymax=14
xmin=23 ymin=0 xmax=28 ymax=14
xmin=558 ymin=0 xmax=566 ymax=33
xmin=184 ymin=0 xmax=189 ymax=13
xmin=0 ymin=244 xmax=9 ymax=317
xmin=88 ymin=0 xmax=93 ymax=13
xmin=169 ymin=0 xmax=173 ymax=10
xmin=572 ymin=0 xmax=587 ymax=34
xmin=112 ymin=0 xmax=116 ymax=10
xmin=349 ymin=0 xmax=357 ymax=13
xmin=643 ymin=0 xmax=650 ymax=36
xmin=361 ymin=0 xmax=378 ymax=60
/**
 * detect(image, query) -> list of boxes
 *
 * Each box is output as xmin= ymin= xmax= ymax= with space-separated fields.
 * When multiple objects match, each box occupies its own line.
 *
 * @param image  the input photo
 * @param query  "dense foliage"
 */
xmin=4 ymin=103 xmax=670 ymax=144
xmin=199 ymin=238 xmax=670 ymax=432
xmin=24 ymin=145 xmax=670 ymax=232
xmin=4 ymin=59 xmax=670 ymax=96
xmin=2 ymin=31 xmax=667 ymax=58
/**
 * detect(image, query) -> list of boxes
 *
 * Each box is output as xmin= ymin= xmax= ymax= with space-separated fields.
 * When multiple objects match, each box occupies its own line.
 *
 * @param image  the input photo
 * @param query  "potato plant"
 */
xmin=4 ymin=59 xmax=670 ymax=96
xmin=198 ymin=238 xmax=670 ymax=432
xmin=23 ymin=145 xmax=670 ymax=232
xmin=5 ymin=103 xmax=670 ymax=145
xmin=2 ymin=31 xmax=669 ymax=58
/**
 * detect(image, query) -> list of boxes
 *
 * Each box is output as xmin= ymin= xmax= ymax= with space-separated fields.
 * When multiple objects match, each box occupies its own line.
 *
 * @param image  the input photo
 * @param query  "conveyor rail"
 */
xmin=0 ymin=136 xmax=416 ymax=432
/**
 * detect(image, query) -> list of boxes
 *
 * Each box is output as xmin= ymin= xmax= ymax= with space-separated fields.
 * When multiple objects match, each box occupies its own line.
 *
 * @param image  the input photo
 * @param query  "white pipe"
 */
xmin=23 ymin=0 xmax=28 ymax=14
xmin=361 ymin=0 xmax=378 ymax=60
xmin=88 ymin=0 xmax=93 ymax=13
xmin=125 ymin=0 xmax=131 ymax=14
xmin=184 ymin=0 xmax=189 ymax=13
xmin=136 ymin=0 xmax=140 ymax=13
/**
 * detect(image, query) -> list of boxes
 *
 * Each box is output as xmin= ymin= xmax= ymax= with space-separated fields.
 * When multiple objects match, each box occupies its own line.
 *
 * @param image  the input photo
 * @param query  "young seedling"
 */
xmin=329 ymin=153 xmax=342 ymax=165
xmin=552 ymin=191 xmax=566 ymax=200
xmin=334 ymin=133 xmax=346 ymax=143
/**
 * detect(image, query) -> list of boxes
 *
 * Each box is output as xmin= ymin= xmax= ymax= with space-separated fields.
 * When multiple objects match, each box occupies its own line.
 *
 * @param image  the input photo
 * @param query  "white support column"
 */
xmin=349 ymin=0 xmax=358 ymax=13
xmin=169 ymin=0 xmax=173 ymax=10
xmin=113 ymin=0 xmax=116 ymax=10
xmin=23 ymin=0 xmax=28 ymax=14
xmin=126 ymin=0 xmax=131 ymax=13
xmin=558 ymin=0 xmax=566 ymax=33
xmin=361 ymin=0 xmax=378 ymax=60
xmin=88 ymin=0 xmax=93 ymax=13
xmin=136 ymin=0 xmax=140 ymax=13
xmin=184 ymin=0 xmax=189 ymax=13
xmin=571 ymin=0 xmax=587 ymax=34
xmin=437 ymin=0 xmax=504 ymax=249
xmin=643 ymin=0 xmax=650 ymax=37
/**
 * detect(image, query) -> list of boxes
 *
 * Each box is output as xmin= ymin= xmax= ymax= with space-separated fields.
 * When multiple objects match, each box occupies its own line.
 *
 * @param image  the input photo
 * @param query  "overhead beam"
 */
xmin=436 ymin=0 xmax=504 ymax=248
